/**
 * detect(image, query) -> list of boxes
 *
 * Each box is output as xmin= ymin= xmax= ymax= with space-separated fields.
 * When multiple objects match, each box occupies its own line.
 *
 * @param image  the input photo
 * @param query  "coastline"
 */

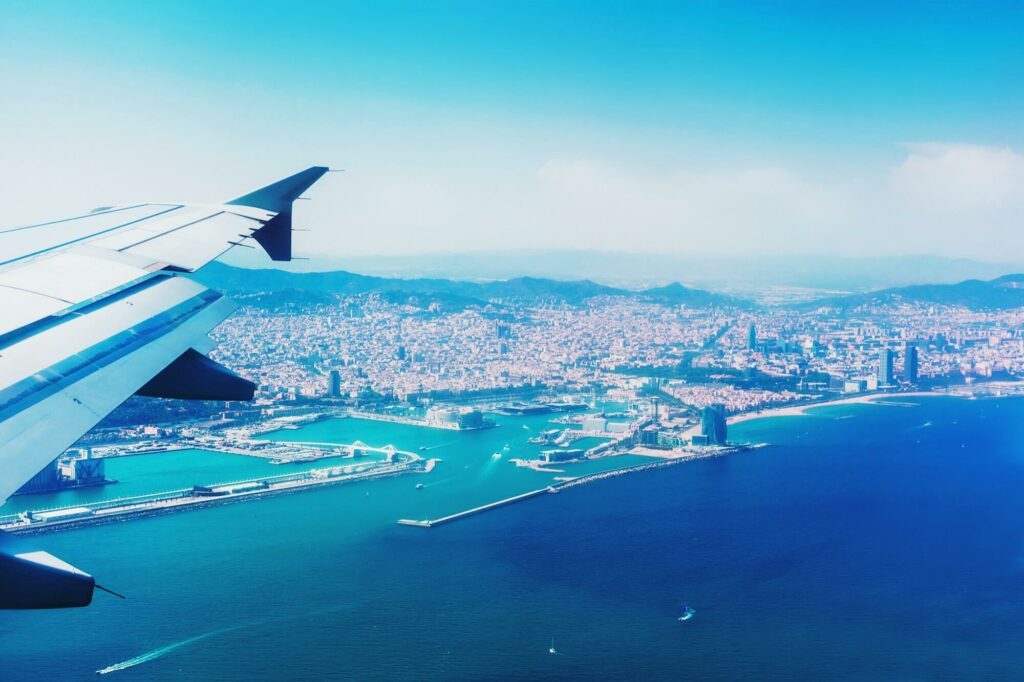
xmin=727 ymin=380 xmax=1024 ymax=428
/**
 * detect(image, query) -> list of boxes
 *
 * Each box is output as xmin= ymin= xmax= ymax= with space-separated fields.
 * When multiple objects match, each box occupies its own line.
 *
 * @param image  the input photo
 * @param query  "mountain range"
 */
xmin=194 ymin=262 xmax=743 ymax=308
xmin=805 ymin=274 xmax=1024 ymax=311
xmin=224 ymin=250 xmax=1024 ymax=293
xmin=194 ymin=263 xmax=1024 ymax=312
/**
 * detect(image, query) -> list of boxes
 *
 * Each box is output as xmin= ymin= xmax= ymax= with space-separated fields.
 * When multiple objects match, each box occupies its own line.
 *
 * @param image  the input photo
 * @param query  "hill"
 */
xmin=192 ymin=262 xmax=744 ymax=308
xmin=803 ymin=274 xmax=1024 ymax=311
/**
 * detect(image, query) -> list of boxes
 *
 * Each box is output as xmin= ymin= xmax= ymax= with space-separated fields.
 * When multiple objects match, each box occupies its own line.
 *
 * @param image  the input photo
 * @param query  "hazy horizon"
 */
xmin=218 ymin=248 xmax=1024 ymax=294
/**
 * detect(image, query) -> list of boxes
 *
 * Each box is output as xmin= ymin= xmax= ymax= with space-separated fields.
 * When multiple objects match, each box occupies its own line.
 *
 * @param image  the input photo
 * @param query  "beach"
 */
xmin=725 ymin=381 xmax=1024 ymax=429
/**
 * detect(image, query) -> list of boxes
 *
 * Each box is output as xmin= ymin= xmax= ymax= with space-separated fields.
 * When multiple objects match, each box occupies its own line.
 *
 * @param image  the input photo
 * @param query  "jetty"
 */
xmin=397 ymin=443 xmax=761 ymax=528
xmin=397 ymin=487 xmax=553 ymax=527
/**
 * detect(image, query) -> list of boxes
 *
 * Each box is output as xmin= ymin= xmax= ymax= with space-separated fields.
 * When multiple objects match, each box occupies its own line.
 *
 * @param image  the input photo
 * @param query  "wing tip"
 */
xmin=226 ymin=166 xmax=331 ymax=214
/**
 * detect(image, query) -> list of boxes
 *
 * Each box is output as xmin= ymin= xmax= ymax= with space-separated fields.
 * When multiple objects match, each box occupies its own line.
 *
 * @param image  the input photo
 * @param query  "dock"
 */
xmin=397 ymin=487 xmax=554 ymax=527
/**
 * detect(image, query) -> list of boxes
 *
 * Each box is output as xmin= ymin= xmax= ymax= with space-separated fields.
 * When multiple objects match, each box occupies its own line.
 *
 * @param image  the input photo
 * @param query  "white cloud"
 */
xmin=528 ymin=143 xmax=1024 ymax=259
xmin=535 ymin=158 xmax=855 ymax=255
xmin=891 ymin=142 xmax=1024 ymax=211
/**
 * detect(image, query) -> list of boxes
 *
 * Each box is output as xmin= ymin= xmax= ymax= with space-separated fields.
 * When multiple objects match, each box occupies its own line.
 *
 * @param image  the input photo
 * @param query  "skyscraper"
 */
xmin=902 ymin=343 xmax=919 ymax=384
xmin=878 ymin=348 xmax=894 ymax=386
xmin=747 ymin=323 xmax=757 ymax=350
xmin=701 ymin=403 xmax=727 ymax=445
xmin=328 ymin=369 xmax=342 ymax=398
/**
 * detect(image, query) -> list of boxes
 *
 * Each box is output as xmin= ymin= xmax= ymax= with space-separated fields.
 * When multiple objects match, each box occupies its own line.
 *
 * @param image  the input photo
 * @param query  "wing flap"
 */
xmin=0 ymin=287 xmax=68 ymax=336
xmin=119 ymin=211 xmax=260 ymax=271
xmin=0 ymin=251 xmax=149 ymax=306
xmin=0 ymin=204 xmax=182 ymax=268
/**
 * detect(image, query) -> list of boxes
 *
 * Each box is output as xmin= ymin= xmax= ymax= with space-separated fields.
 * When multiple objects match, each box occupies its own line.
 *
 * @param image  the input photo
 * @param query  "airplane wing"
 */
xmin=0 ymin=166 xmax=329 ymax=609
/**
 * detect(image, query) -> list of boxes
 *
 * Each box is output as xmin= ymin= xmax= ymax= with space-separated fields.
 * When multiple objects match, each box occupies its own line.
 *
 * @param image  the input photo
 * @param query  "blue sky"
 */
xmin=1 ymin=1 xmax=1022 ymax=260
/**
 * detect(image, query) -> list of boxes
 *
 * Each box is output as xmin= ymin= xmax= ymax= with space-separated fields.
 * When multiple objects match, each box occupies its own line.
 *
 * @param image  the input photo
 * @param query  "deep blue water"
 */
xmin=3 ymin=396 xmax=1024 ymax=679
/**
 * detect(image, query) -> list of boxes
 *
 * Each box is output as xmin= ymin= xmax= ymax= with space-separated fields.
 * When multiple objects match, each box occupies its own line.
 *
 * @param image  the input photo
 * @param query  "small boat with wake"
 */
xmin=678 ymin=606 xmax=696 ymax=622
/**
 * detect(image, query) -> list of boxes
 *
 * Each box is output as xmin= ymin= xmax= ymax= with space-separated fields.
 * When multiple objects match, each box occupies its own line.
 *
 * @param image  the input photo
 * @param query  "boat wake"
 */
xmin=96 ymin=626 xmax=239 ymax=675
xmin=96 ymin=599 xmax=377 ymax=676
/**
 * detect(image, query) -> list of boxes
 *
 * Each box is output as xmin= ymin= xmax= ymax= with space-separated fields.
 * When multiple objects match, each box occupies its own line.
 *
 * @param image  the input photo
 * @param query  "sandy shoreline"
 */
xmin=726 ymin=380 xmax=1024 ymax=428
xmin=727 ymin=393 xmax=906 ymax=425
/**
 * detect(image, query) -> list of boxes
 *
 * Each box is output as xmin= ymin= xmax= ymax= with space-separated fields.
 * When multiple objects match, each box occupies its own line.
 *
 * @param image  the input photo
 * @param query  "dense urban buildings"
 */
xmin=202 ymin=286 xmax=1024 ymax=426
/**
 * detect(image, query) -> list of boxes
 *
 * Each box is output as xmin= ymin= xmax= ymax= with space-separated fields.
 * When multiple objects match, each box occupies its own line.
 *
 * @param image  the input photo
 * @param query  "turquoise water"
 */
xmin=0 ymin=414 xmax=643 ymax=520
xmin=0 ymin=448 xmax=380 ymax=516
xmin=3 ymin=397 xmax=1024 ymax=679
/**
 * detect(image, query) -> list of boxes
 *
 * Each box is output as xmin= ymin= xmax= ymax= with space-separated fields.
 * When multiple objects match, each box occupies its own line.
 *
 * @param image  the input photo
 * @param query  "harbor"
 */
xmin=1 ymin=404 xmax=761 ymax=536
xmin=1 ymin=444 xmax=433 ymax=535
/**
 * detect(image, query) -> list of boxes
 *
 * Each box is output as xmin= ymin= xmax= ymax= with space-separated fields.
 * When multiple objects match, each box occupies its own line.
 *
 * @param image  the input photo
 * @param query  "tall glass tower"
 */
xmin=902 ymin=343 xmax=919 ymax=384
xmin=878 ymin=348 xmax=894 ymax=386
xmin=701 ymin=404 xmax=728 ymax=445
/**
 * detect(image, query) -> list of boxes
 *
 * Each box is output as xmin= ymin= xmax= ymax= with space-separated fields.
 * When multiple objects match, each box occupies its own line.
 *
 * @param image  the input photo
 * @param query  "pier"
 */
xmin=397 ymin=487 xmax=554 ymax=527
xmin=397 ymin=443 xmax=760 ymax=528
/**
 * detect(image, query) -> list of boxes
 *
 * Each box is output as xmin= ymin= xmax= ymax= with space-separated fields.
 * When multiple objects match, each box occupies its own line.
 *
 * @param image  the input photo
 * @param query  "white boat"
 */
xmin=548 ymin=637 xmax=557 ymax=654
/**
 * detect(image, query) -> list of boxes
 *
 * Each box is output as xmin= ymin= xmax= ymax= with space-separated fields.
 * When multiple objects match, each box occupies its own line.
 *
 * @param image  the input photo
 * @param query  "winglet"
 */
xmin=227 ymin=166 xmax=330 ymax=262
xmin=227 ymin=166 xmax=330 ymax=213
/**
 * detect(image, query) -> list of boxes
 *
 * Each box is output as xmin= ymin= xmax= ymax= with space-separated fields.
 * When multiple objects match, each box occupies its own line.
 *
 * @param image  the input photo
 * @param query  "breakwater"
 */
xmin=397 ymin=444 xmax=761 ymax=528
xmin=3 ymin=460 xmax=424 ymax=536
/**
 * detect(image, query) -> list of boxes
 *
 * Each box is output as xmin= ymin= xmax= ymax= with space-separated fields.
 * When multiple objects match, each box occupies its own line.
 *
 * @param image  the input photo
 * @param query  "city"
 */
xmin=11 ymin=275 xmax=1023 ymax=523
xmin=3 ymin=1 xmax=1023 ymax=679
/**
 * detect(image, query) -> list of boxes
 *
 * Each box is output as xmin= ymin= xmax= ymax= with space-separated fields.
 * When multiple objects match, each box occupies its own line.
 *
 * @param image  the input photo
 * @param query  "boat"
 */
xmin=548 ymin=637 xmax=557 ymax=654
xmin=418 ymin=446 xmax=428 ymax=451
xmin=678 ymin=606 xmax=696 ymax=622
xmin=415 ymin=483 xmax=424 ymax=490
xmin=491 ymin=452 xmax=502 ymax=460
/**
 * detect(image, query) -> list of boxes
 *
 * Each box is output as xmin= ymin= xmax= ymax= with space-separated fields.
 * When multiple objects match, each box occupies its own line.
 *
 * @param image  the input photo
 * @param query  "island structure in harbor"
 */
xmin=350 ymin=405 xmax=498 ymax=431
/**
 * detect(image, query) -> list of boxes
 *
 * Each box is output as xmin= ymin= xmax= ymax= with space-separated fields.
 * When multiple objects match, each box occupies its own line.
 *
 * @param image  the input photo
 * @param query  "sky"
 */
xmin=1 ymin=1 xmax=1022 ymax=263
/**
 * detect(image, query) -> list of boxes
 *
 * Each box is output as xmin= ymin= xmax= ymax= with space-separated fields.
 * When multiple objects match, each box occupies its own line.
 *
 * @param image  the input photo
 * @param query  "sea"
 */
xmin=2 ymin=395 xmax=1024 ymax=680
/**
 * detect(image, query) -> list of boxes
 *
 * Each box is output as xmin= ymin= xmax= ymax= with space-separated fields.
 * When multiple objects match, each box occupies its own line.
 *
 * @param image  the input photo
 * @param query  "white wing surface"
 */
xmin=0 ymin=167 xmax=329 ymax=608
